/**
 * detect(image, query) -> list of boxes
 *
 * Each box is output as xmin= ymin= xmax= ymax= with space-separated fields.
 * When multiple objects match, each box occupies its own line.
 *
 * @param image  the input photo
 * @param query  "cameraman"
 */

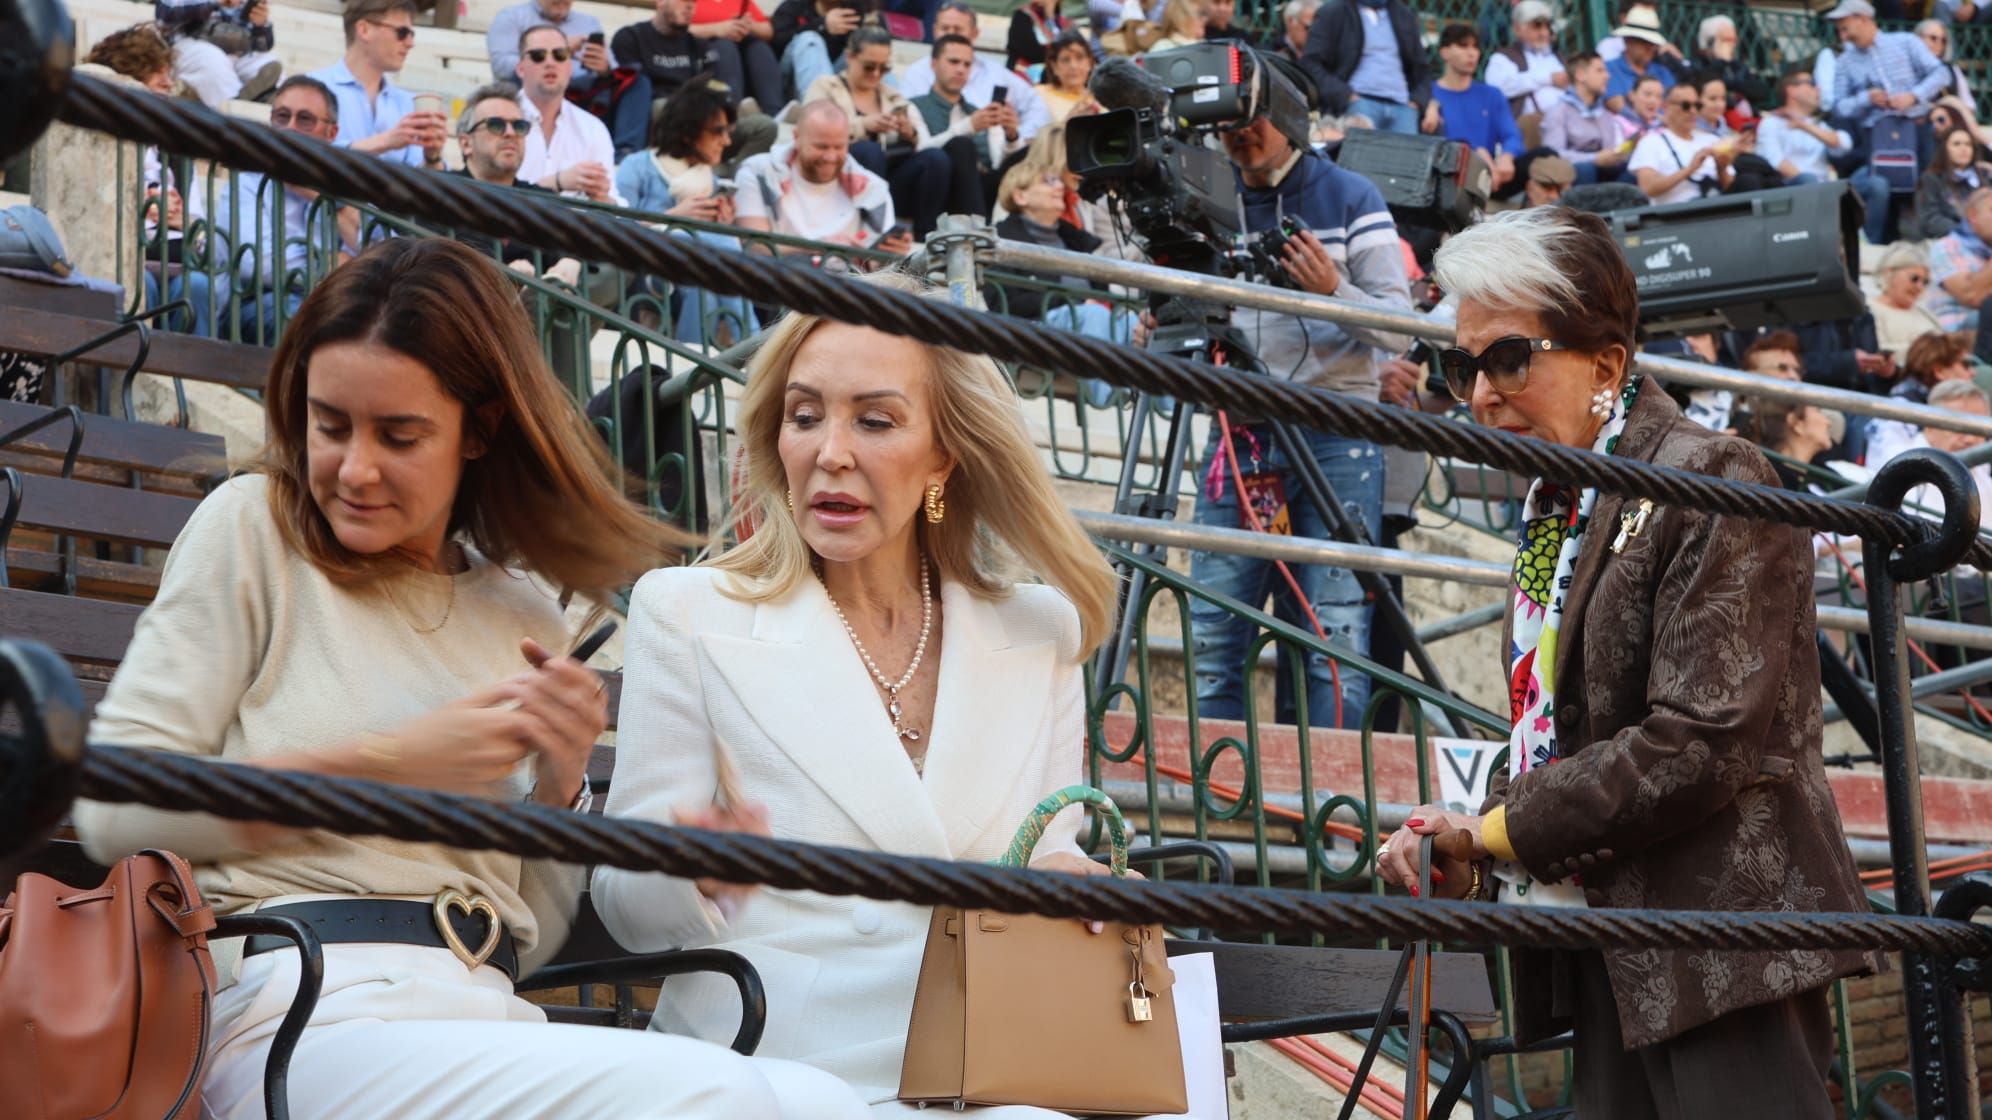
xmin=1186 ymin=93 xmax=1414 ymax=730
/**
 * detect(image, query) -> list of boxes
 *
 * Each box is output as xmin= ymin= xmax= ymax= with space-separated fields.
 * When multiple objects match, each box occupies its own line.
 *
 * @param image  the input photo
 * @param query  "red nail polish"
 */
xmin=1410 ymin=885 xmax=1420 ymax=897
xmin=1407 ymin=818 xmax=1425 ymax=827
xmin=1433 ymin=870 xmax=1446 ymax=884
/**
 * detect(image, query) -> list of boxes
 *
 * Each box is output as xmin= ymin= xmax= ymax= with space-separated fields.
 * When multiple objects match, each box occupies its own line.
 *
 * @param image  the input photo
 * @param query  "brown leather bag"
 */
xmin=0 ymin=849 xmax=219 ymax=1119
xmin=899 ymin=788 xmax=1189 ymax=1115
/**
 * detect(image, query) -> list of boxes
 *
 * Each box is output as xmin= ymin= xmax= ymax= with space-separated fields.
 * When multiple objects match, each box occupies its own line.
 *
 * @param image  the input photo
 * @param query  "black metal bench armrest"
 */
xmin=1219 ymin=1007 xmax=1476 ymax=1120
xmin=517 ymin=948 xmax=767 ymax=1055
xmin=212 ymin=912 xmax=324 ymax=1120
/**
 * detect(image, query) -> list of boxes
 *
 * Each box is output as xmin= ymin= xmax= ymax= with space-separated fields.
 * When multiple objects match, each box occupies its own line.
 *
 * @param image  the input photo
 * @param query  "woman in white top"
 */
xmin=594 ymin=272 xmax=1127 ymax=1115
xmin=1630 ymin=82 xmax=1732 ymax=204
xmin=74 ymin=237 xmax=863 ymax=1119
xmin=1146 ymin=0 xmax=1208 ymax=52
xmin=1869 ymin=240 xmax=1944 ymax=366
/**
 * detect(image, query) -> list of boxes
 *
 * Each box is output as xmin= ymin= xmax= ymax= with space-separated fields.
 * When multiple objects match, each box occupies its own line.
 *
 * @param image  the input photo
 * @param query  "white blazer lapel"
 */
xmin=920 ymin=582 xmax=1059 ymax=859
xmin=699 ymin=583 xmax=951 ymax=857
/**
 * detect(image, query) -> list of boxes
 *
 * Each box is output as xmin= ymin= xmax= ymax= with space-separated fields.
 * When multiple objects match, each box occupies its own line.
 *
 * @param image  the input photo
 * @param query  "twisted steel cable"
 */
xmin=55 ymin=75 xmax=1992 ymax=568
xmin=75 ymin=743 xmax=1992 ymax=959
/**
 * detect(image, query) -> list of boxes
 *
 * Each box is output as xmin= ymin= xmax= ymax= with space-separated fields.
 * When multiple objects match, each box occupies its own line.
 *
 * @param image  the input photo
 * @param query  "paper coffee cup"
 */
xmin=413 ymin=92 xmax=446 ymax=117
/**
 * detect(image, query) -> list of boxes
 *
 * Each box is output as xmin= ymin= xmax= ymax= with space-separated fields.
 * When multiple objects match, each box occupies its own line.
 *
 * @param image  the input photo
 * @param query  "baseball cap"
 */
xmin=1822 ymin=0 xmax=1875 ymax=20
xmin=1530 ymin=156 xmax=1577 ymax=188
xmin=1513 ymin=0 xmax=1553 ymax=25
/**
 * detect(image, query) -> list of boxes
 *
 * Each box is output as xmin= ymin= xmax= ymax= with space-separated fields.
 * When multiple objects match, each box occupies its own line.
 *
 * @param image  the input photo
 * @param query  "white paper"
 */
xmin=1163 ymin=951 xmax=1228 ymax=1120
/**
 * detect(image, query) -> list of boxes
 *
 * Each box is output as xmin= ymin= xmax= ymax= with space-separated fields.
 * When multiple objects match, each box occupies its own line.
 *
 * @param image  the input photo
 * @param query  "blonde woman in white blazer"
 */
xmin=594 ymin=273 xmax=1122 ymax=1115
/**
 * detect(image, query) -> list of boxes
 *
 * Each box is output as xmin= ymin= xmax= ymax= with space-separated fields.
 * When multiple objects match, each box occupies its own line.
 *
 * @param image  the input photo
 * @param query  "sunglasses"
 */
xmin=1437 ymin=336 xmax=1572 ymax=403
xmin=704 ymin=122 xmax=734 ymax=137
xmin=1669 ymin=98 xmax=1701 ymax=110
xmin=269 ymin=108 xmax=325 ymax=130
xmin=363 ymin=19 xmax=415 ymax=42
xmin=856 ymin=60 xmax=890 ymax=74
xmin=469 ymin=116 xmax=532 ymax=136
xmin=1905 ymin=272 xmax=1931 ymax=285
xmin=525 ymin=47 xmax=572 ymax=63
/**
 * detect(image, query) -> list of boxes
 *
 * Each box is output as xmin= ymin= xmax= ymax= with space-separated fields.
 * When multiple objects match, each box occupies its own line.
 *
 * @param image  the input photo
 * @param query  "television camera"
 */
xmin=1066 ymin=43 xmax=1310 ymax=285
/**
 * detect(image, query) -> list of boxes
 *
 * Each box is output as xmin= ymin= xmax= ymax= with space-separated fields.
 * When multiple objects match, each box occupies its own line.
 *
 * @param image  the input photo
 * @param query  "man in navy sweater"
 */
xmin=1431 ymin=22 xmax=1522 ymax=192
xmin=1183 ymin=86 xmax=1413 ymax=730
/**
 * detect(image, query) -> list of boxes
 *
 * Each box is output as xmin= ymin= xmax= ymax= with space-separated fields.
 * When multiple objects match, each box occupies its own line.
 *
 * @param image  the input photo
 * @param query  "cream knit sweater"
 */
xmin=74 ymin=475 xmax=584 ymax=983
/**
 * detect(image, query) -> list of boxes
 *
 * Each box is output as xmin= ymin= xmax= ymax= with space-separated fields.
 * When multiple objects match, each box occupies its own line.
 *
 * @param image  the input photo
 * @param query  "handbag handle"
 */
xmin=997 ymin=785 xmax=1130 ymax=877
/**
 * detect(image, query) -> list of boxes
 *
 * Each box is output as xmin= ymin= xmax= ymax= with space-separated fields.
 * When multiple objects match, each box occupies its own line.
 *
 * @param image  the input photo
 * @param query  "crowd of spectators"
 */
xmin=91 ymin=0 xmax=1992 ymax=553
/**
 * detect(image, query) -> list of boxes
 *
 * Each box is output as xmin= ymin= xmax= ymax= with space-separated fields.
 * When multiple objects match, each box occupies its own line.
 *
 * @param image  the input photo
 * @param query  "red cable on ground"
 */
xmin=1146 ymin=759 xmax=1367 ymax=842
xmin=1268 ymin=1036 xmax=1405 ymax=1119
xmin=1215 ymin=409 xmax=1345 ymax=730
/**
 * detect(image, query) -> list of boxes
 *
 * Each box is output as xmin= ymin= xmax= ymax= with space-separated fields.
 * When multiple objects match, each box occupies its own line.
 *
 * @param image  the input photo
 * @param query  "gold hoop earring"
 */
xmin=924 ymin=483 xmax=946 ymax=524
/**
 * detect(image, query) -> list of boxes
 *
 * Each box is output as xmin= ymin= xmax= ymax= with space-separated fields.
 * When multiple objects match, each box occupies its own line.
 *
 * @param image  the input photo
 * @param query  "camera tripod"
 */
xmin=1091 ymin=297 xmax=1464 ymax=739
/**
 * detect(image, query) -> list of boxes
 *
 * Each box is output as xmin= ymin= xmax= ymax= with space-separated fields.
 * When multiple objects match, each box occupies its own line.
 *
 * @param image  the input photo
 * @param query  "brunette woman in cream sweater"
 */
xmin=74 ymin=237 xmax=868 ymax=1119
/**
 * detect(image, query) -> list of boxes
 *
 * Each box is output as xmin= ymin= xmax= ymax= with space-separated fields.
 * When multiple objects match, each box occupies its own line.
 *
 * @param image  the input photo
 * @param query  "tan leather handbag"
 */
xmin=0 ymin=849 xmax=219 ymax=1119
xmin=899 ymin=787 xmax=1189 ymax=1115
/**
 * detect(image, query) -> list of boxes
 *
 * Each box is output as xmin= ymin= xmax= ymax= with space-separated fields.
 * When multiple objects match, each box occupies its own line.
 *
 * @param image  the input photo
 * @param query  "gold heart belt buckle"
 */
xmin=433 ymin=888 xmax=502 ymax=972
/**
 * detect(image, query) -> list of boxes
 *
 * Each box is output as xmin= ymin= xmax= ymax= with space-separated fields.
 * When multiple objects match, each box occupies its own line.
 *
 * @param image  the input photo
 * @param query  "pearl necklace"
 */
xmin=821 ymin=555 xmax=933 ymax=751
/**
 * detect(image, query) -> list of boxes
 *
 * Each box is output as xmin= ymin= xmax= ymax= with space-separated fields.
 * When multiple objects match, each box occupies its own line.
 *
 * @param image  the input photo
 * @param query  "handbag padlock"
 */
xmin=1127 ymin=981 xmax=1154 ymax=1023
xmin=1127 ymin=944 xmax=1154 ymax=1022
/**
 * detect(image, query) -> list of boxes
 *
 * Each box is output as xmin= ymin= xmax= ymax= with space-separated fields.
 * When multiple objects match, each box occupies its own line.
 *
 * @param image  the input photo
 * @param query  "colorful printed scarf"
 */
xmin=1495 ymin=376 xmax=1640 ymax=908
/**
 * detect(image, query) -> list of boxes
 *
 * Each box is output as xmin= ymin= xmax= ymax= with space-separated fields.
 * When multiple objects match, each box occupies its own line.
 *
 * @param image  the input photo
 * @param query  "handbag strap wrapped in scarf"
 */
xmin=998 ymin=785 xmax=1130 ymax=877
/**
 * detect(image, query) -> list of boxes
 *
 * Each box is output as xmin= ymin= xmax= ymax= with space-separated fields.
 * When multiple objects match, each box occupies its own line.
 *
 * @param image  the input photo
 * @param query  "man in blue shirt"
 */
xmin=1825 ymin=0 xmax=1947 ymax=130
xmin=306 ymin=0 xmax=447 ymax=168
xmin=211 ymin=77 xmax=363 ymax=342
xmin=1431 ymin=23 xmax=1521 ymax=192
xmin=1185 ymin=75 xmax=1413 ymax=729
xmin=1602 ymin=7 xmax=1675 ymax=113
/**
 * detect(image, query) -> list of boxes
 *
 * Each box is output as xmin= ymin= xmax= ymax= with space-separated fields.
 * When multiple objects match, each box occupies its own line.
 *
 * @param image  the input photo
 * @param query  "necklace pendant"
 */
xmin=887 ymin=696 xmax=903 ymax=722
xmin=902 ymin=727 xmax=922 ymax=742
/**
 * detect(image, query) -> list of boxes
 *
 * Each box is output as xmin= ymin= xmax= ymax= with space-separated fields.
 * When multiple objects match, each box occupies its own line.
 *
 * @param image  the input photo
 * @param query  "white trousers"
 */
xmin=172 ymin=39 xmax=278 ymax=108
xmin=202 ymin=942 xmax=870 ymax=1119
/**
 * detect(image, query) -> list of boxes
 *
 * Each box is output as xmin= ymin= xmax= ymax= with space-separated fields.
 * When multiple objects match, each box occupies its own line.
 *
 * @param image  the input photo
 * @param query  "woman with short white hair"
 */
xmin=1870 ymin=240 xmax=1944 ymax=365
xmin=1378 ymin=207 xmax=1873 ymax=1119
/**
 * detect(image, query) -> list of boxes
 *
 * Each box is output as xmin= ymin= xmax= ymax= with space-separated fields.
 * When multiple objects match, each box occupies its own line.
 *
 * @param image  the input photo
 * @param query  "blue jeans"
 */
xmin=1187 ymin=424 xmax=1384 ymax=729
xmin=1040 ymin=303 xmax=1139 ymax=409
xmin=611 ymin=72 xmax=653 ymax=160
xmin=668 ymin=229 xmax=760 ymax=345
xmin=142 ymin=267 xmax=219 ymax=338
xmin=1847 ymin=166 xmax=1893 ymax=244
xmin=1349 ymin=95 xmax=1419 ymax=135
xmin=707 ymin=38 xmax=782 ymax=112
xmin=782 ymin=32 xmax=835 ymax=102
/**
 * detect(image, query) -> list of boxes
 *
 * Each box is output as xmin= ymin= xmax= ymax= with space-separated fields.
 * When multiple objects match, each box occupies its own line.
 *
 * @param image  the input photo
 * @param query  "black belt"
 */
xmin=242 ymin=897 xmax=519 ymax=981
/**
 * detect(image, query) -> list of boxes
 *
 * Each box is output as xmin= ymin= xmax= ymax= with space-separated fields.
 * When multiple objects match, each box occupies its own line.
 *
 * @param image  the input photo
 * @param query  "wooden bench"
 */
xmin=0 ymin=404 xmax=211 ymax=601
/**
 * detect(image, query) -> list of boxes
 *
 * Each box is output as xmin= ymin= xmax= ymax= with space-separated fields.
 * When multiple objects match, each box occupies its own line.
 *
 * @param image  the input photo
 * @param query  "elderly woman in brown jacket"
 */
xmin=1376 ymin=207 xmax=1874 ymax=1119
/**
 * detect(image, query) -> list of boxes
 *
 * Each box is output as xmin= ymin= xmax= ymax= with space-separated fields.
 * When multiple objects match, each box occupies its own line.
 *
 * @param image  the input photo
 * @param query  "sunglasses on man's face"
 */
xmin=270 ymin=108 xmax=325 ymax=130
xmin=469 ymin=116 xmax=532 ymax=137
xmin=363 ymin=19 xmax=415 ymax=42
xmin=1436 ymin=336 xmax=1572 ymax=403
xmin=1669 ymin=98 xmax=1700 ymax=110
xmin=525 ymin=47 xmax=572 ymax=63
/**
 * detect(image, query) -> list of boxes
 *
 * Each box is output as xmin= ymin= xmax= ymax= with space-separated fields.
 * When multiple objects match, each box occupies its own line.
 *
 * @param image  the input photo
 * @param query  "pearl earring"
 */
xmin=1589 ymin=387 xmax=1615 ymax=417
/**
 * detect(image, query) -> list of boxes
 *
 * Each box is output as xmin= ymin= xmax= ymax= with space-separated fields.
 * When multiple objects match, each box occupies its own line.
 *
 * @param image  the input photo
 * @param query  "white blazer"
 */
xmin=592 ymin=565 xmax=1090 ymax=1104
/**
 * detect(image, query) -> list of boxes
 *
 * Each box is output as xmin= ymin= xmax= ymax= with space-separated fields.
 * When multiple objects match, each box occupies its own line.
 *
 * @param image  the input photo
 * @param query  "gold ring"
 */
xmin=1376 ymin=842 xmax=1392 ymax=859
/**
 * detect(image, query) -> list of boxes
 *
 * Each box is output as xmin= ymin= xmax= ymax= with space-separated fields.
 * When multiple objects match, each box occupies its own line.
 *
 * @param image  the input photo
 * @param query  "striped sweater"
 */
xmin=1232 ymin=150 xmax=1413 ymax=398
